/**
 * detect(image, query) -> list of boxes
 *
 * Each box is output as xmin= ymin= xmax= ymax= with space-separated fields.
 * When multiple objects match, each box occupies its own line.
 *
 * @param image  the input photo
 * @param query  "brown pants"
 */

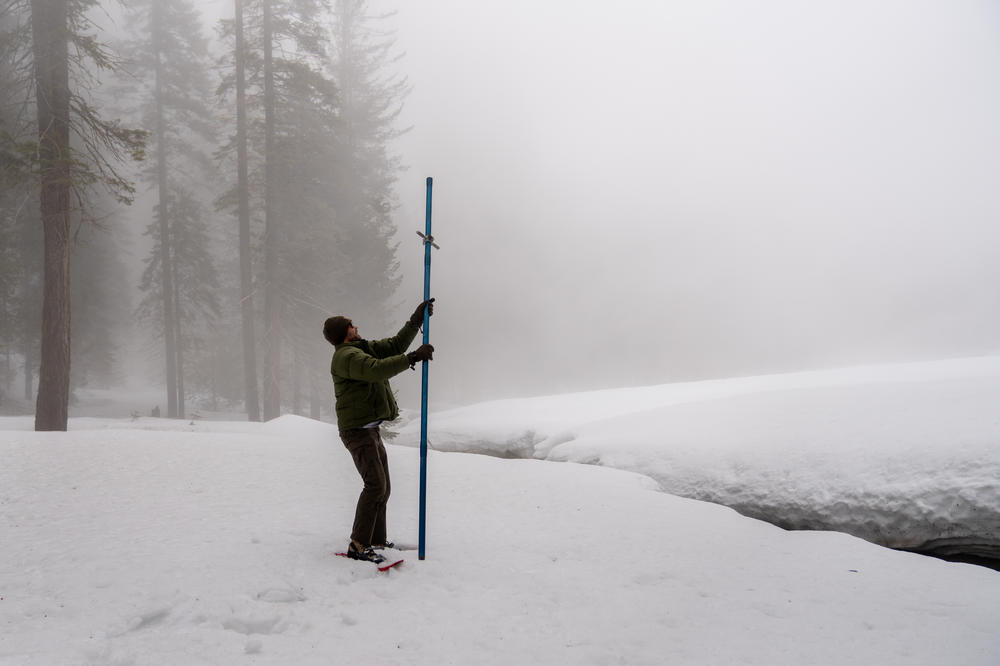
xmin=340 ymin=427 xmax=390 ymax=547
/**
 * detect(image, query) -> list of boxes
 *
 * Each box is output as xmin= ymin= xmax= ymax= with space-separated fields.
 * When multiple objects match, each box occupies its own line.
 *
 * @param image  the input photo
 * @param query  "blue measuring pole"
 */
xmin=418 ymin=177 xmax=434 ymax=560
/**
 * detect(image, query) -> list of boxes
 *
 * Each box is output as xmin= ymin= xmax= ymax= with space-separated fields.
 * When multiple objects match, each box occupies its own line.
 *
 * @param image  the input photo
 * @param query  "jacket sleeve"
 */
xmin=334 ymin=346 xmax=411 ymax=383
xmin=368 ymin=321 xmax=420 ymax=358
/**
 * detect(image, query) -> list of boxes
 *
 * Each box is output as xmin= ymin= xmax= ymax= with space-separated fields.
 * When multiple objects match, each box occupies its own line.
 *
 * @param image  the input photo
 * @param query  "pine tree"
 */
xmin=0 ymin=207 xmax=22 ymax=408
xmin=70 ymin=202 xmax=131 ymax=391
xmin=29 ymin=0 xmax=73 ymax=430
xmin=261 ymin=0 xmax=334 ymax=420
xmin=273 ymin=39 xmax=347 ymax=418
xmin=123 ymin=0 xmax=219 ymax=418
xmin=218 ymin=0 xmax=337 ymax=420
xmin=136 ymin=192 xmax=221 ymax=416
xmin=328 ymin=0 xmax=407 ymax=330
xmin=28 ymin=0 xmax=146 ymax=431
xmin=0 ymin=2 xmax=34 ymax=409
xmin=232 ymin=0 xmax=261 ymax=421
xmin=214 ymin=1 xmax=407 ymax=419
xmin=168 ymin=193 xmax=222 ymax=412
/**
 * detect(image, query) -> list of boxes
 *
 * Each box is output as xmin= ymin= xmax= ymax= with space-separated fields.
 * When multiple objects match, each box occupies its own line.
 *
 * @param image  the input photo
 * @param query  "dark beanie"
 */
xmin=323 ymin=316 xmax=351 ymax=345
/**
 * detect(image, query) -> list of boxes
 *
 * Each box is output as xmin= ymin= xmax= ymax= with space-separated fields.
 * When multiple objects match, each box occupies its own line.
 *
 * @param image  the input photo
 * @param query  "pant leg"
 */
xmin=371 ymin=432 xmax=391 ymax=545
xmin=341 ymin=428 xmax=389 ymax=547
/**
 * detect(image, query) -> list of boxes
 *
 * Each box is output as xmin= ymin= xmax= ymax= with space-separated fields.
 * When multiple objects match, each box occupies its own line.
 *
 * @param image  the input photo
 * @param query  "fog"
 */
xmin=376 ymin=0 xmax=1000 ymax=407
xmin=10 ymin=1 xmax=998 ymax=418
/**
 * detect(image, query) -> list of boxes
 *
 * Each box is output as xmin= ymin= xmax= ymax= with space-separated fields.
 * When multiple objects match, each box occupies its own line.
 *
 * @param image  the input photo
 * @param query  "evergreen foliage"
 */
xmin=1 ymin=0 xmax=409 ymax=422
xmin=27 ymin=0 xmax=145 ymax=430
xmin=70 ymin=202 xmax=131 ymax=391
xmin=218 ymin=0 xmax=406 ymax=418
xmin=122 ymin=0 xmax=221 ymax=418
xmin=328 ymin=0 xmax=408 ymax=331
xmin=0 ymin=2 xmax=35 ymax=408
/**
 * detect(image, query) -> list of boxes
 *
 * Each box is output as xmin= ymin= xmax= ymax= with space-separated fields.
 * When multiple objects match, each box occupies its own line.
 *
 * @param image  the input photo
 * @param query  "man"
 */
xmin=323 ymin=299 xmax=435 ymax=564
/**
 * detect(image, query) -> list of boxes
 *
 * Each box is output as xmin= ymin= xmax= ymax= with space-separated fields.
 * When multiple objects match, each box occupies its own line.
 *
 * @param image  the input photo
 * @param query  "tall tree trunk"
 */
xmin=1 ymin=295 xmax=9 ymax=405
xmin=173 ymin=265 xmax=184 ymax=419
xmin=152 ymin=4 xmax=178 ymax=418
xmin=23 ymin=336 xmax=34 ymax=402
xmin=234 ymin=0 xmax=260 ymax=421
xmin=32 ymin=0 xmax=72 ymax=431
xmin=261 ymin=0 xmax=281 ymax=420
xmin=2 ymin=333 xmax=8 ymax=406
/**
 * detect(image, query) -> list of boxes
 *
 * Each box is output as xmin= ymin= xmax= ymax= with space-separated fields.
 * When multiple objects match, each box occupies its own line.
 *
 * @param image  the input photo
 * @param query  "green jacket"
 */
xmin=330 ymin=321 xmax=420 ymax=431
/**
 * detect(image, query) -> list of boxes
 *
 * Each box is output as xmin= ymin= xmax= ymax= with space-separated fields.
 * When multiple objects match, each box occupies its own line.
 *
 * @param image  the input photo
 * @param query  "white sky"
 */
xmin=189 ymin=1 xmax=1000 ymax=405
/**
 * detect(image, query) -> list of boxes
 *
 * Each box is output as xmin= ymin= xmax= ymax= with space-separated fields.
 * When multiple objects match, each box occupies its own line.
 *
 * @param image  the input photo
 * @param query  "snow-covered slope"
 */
xmin=395 ymin=356 xmax=1000 ymax=563
xmin=2 ymin=415 xmax=999 ymax=664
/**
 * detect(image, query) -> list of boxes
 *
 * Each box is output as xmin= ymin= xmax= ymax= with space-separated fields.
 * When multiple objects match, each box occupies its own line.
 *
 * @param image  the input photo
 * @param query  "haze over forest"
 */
xmin=2 ymin=0 xmax=998 ymax=421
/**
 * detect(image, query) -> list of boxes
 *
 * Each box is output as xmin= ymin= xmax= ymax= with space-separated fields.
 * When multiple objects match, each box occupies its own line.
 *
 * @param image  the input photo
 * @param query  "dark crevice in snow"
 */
xmin=902 ymin=540 xmax=1000 ymax=572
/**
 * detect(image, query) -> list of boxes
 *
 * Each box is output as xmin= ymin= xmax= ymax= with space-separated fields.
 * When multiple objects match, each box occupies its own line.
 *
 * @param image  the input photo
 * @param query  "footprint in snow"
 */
xmin=255 ymin=587 xmax=306 ymax=603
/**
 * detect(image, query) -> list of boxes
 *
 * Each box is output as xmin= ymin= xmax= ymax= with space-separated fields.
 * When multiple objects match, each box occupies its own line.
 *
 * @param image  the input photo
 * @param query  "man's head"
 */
xmin=323 ymin=316 xmax=360 ymax=345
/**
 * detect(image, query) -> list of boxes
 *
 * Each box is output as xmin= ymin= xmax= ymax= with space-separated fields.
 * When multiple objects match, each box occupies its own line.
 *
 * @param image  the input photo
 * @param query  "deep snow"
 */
xmin=394 ymin=355 xmax=1000 ymax=563
xmin=2 ymin=356 xmax=1000 ymax=664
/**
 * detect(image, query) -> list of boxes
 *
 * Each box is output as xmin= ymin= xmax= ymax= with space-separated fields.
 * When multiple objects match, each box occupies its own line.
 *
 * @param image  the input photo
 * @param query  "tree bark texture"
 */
xmin=152 ymin=3 xmax=179 ymax=418
xmin=31 ymin=0 xmax=72 ymax=431
xmin=173 ymin=261 xmax=185 ymax=419
xmin=261 ymin=0 xmax=281 ymax=421
xmin=234 ymin=0 xmax=260 ymax=421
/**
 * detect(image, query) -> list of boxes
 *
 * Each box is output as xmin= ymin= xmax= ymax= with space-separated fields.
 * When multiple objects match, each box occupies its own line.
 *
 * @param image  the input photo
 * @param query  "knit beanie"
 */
xmin=323 ymin=316 xmax=352 ymax=345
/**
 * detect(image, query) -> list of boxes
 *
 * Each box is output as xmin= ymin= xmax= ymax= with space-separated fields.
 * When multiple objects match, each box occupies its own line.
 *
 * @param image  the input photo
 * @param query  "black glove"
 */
xmin=407 ymin=344 xmax=435 ymax=368
xmin=409 ymin=298 xmax=435 ymax=326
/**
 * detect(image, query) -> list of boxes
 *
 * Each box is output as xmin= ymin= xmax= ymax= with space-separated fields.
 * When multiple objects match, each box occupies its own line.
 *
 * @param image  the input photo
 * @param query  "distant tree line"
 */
xmin=0 ymin=0 xmax=408 ymax=429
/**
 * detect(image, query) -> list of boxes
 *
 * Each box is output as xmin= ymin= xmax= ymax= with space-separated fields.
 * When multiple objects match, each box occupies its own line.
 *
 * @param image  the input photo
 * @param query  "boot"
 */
xmin=347 ymin=541 xmax=386 ymax=564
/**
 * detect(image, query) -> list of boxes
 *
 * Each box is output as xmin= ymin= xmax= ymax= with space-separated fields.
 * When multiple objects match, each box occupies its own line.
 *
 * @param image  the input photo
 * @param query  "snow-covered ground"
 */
xmin=2 ymin=356 xmax=1000 ymax=664
xmin=2 ymin=409 xmax=1000 ymax=663
xmin=395 ymin=355 xmax=1000 ymax=563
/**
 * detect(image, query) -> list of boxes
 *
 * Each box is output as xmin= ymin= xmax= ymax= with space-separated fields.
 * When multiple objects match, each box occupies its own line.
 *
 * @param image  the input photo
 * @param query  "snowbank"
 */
xmin=394 ymin=356 xmax=1000 ymax=562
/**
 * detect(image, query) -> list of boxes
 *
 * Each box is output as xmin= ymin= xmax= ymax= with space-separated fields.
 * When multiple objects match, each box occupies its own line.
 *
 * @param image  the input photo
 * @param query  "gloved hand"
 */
xmin=407 ymin=344 xmax=435 ymax=368
xmin=409 ymin=298 xmax=435 ymax=326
